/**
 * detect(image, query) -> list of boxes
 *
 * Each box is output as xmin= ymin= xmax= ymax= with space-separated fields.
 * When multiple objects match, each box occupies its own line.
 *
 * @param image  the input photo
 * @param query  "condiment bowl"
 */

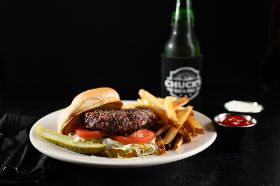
xmin=214 ymin=113 xmax=257 ymax=128
xmin=213 ymin=113 xmax=257 ymax=153
xmin=224 ymin=100 xmax=263 ymax=113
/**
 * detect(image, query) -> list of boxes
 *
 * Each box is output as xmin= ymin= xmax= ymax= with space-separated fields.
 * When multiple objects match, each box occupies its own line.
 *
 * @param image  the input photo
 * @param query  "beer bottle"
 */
xmin=161 ymin=0 xmax=202 ymax=109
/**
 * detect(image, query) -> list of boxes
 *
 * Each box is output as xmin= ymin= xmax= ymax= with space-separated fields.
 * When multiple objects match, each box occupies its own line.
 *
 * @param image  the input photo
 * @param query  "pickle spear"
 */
xmin=34 ymin=124 xmax=106 ymax=155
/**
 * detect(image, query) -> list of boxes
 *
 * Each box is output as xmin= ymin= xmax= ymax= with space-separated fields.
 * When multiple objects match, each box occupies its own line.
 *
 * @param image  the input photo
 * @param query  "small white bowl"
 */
xmin=224 ymin=100 xmax=264 ymax=113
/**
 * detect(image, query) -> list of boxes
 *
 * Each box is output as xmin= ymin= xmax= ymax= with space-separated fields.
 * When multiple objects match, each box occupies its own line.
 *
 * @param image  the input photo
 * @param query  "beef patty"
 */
xmin=83 ymin=109 xmax=158 ymax=135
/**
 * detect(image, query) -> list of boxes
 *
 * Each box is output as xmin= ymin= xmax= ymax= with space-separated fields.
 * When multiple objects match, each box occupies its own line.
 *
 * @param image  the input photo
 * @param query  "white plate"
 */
xmin=29 ymin=100 xmax=217 ymax=168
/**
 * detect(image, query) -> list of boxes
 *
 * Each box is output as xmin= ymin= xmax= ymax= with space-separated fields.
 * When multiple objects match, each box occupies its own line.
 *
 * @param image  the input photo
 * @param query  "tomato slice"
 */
xmin=111 ymin=129 xmax=155 ymax=144
xmin=75 ymin=129 xmax=109 ymax=139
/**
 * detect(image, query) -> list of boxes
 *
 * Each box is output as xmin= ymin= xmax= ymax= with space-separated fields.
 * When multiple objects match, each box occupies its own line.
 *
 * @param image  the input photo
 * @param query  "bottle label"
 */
xmin=161 ymin=56 xmax=202 ymax=101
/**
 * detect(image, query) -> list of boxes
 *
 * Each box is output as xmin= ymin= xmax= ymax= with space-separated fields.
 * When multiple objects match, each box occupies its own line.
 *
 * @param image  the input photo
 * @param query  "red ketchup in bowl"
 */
xmin=221 ymin=115 xmax=253 ymax=127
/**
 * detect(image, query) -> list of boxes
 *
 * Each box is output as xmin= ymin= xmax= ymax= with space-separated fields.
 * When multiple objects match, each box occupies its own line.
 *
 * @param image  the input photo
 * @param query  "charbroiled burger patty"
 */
xmin=83 ymin=109 xmax=158 ymax=135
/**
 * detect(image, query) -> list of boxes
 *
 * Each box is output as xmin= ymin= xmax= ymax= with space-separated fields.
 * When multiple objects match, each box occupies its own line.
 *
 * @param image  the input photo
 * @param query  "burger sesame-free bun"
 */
xmin=57 ymin=87 xmax=123 ymax=135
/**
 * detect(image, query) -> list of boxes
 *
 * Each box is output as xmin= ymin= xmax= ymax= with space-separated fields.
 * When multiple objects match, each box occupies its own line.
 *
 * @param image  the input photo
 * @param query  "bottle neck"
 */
xmin=164 ymin=0 xmax=200 ymax=57
xmin=171 ymin=0 xmax=194 ymax=34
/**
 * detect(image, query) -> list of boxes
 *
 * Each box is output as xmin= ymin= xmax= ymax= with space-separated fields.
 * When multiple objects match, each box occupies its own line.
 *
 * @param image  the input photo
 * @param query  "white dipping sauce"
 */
xmin=224 ymin=100 xmax=263 ymax=113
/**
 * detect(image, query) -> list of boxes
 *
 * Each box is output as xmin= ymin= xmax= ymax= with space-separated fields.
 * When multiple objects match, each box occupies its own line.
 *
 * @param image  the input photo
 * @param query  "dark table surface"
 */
xmin=1 ymin=87 xmax=280 ymax=186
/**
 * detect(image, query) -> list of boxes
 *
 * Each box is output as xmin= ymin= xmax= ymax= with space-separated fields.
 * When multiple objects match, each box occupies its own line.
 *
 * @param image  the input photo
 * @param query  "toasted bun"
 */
xmin=57 ymin=87 xmax=123 ymax=135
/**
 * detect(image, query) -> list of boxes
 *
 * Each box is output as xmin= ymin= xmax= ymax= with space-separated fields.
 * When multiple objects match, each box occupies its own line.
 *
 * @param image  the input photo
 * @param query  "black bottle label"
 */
xmin=161 ymin=56 xmax=202 ymax=109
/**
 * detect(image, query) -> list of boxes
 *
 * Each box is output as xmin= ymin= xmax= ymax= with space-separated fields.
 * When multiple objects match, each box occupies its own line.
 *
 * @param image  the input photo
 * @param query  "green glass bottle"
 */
xmin=161 ymin=0 xmax=202 ymax=109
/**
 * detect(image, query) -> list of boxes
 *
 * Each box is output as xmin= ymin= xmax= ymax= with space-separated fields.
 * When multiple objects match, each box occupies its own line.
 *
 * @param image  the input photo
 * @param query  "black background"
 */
xmin=2 ymin=1 xmax=280 ymax=185
xmin=0 ymin=0 xmax=276 ymax=114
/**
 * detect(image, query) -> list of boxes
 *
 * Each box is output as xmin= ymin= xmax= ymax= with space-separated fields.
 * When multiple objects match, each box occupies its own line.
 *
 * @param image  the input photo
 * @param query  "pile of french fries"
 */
xmin=123 ymin=89 xmax=204 ymax=154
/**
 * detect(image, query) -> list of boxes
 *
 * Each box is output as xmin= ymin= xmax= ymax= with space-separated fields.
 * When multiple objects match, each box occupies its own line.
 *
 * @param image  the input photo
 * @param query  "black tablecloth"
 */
xmin=1 ymin=88 xmax=280 ymax=186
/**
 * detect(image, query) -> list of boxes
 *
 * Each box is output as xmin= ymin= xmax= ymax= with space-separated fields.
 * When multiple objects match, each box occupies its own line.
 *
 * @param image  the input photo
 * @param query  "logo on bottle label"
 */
xmin=164 ymin=67 xmax=201 ymax=100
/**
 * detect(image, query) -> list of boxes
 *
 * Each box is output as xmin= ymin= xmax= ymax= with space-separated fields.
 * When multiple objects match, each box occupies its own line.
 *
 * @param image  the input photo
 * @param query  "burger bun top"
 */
xmin=57 ymin=87 xmax=123 ymax=135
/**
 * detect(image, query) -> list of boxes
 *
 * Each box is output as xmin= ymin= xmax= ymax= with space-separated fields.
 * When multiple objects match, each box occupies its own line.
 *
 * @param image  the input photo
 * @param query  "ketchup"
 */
xmin=221 ymin=115 xmax=253 ymax=127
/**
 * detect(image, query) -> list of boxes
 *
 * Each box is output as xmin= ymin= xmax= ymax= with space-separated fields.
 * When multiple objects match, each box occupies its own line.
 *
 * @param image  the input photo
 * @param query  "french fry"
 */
xmin=173 ymin=134 xmax=184 ymax=151
xmin=134 ymin=104 xmax=169 ymax=125
xmin=179 ymin=126 xmax=192 ymax=142
xmin=165 ymin=143 xmax=173 ymax=151
xmin=164 ymin=97 xmax=179 ymax=128
xmin=157 ymin=97 xmax=165 ymax=104
xmin=155 ymin=125 xmax=170 ymax=136
xmin=186 ymin=114 xmax=204 ymax=134
xmin=163 ymin=128 xmax=177 ymax=144
xmin=172 ymin=97 xmax=189 ymax=110
xmin=135 ymin=89 xmax=204 ymax=152
xmin=163 ymin=106 xmax=193 ymax=144
xmin=122 ymin=102 xmax=142 ymax=109
xmin=176 ymin=106 xmax=193 ymax=122
xmin=183 ymin=120 xmax=196 ymax=137
xmin=142 ymin=99 xmax=149 ymax=105
xmin=165 ymin=96 xmax=176 ymax=102
xmin=155 ymin=136 xmax=166 ymax=155
xmin=138 ymin=89 xmax=165 ymax=110
xmin=122 ymin=98 xmax=149 ymax=109
xmin=137 ymin=98 xmax=144 ymax=105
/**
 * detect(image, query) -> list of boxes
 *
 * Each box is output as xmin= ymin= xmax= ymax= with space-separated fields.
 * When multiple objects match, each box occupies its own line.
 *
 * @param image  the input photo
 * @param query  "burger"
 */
xmin=56 ymin=87 xmax=161 ymax=158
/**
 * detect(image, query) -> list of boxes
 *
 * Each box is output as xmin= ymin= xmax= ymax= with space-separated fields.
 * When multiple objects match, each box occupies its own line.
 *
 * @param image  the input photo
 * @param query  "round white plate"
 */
xmin=29 ymin=100 xmax=217 ymax=168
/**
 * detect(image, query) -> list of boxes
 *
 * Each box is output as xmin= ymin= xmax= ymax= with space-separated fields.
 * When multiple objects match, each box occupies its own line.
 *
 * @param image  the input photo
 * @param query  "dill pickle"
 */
xmin=34 ymin=124 xmax=105 ymax=155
